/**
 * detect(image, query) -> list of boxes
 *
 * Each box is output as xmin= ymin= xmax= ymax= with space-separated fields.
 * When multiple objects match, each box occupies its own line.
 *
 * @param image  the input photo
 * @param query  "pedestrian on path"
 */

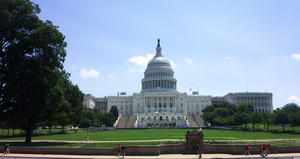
xmin=197 ymin=143 xmax=202 ymax=158
xmin=121 ymin=145 xmax=126 ymax=158
xmin=117 ymin=145 xmax=121 ymax=157
xmin=260 ymin=144 xmax=268 ymax=158
xmin=3 ymin=144 xmax=10 ymax=155
xmin=86 ymin=136 xmax=89 ymax=141
xmin=243 ymin=144 xmax=250 ymax=155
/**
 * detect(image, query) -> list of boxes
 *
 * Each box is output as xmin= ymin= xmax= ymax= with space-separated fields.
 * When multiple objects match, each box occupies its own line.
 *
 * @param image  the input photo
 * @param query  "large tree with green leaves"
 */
xmin=1 ymin=0 xmax=67 ymax=143
xmin=109 ymin=106 xmax=119 ymax=120
xmin=234 ymin=103 xmax=254 ymax=128
xmin=202 ymin=102 xmax=236 ymax=126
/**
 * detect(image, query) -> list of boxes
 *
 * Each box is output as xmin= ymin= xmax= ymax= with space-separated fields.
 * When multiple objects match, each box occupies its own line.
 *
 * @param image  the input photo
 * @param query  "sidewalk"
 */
xmin=1 ymin=153 xmax=300 ymax=159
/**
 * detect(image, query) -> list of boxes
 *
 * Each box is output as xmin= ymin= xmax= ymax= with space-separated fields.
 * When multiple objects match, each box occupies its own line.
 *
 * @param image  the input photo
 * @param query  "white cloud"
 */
xmin=170 ymin=60 xmax=176 ymax=69
xmin=127 ymin=54 xmax=176 ymax=72
xmin=224 ymin=56 xmax=238 ymax=60
xmin=128 ymin=54 xmax=154 ymax=68
xmin=80 ymin=68 xmax=100 ymax=79
xmin=184 ymin=58 xmax=193 ymax=64
xmin=127 ymin=67 xmax=138 ymax=73
xmin=288 ymin=95 xmax=300 ymax=103
xmin=107 ymin=74 xmax=116 ymax=79
xmin=291 ymin=53 xmax=300 ymax=61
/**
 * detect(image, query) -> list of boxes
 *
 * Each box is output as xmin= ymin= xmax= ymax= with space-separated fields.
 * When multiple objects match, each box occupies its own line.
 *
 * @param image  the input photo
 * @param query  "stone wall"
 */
xmin=0 ymin=144 xmax=299 ymax=155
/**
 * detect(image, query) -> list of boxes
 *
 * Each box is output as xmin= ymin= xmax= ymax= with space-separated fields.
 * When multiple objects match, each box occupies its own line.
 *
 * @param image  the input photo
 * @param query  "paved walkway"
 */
xmin=1 ymin=153 xmax=300 ymax=159
xmin=1 ymin=138 xmax=300 ymax=143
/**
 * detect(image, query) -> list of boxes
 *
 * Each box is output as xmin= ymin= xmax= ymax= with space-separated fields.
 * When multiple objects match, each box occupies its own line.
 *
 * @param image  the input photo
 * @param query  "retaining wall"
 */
xmin=0 ymin=144 xmax=299 ymax=155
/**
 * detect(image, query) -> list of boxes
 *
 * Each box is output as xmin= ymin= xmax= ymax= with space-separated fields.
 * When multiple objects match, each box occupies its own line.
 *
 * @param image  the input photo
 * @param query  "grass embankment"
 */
xmin=1 ymin=129 xmax=300 ymax=147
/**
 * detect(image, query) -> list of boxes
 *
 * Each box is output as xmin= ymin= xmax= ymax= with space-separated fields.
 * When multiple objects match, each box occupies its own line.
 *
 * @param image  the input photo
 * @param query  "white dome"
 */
xmin=141 ymin=39 xmax=177 ymax=93
xmin=147 ymin=56 xmax=171 ymax=68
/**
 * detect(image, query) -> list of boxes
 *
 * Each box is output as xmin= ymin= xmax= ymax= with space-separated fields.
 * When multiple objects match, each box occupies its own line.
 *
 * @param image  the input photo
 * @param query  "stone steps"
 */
xmin=117 ymin=115 xmax=129 ymax=128
xmin=187 ymin=115 xmax=198 ymax=127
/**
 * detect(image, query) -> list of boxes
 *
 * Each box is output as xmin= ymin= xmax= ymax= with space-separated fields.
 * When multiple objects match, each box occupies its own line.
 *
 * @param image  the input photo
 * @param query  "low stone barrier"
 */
xmin=0 ymin=144 xmax=299 ymax=155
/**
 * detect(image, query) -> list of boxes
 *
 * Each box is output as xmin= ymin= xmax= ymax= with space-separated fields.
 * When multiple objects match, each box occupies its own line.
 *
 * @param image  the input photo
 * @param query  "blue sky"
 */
xmin=33 ymin=0 xmax=300 ymax=109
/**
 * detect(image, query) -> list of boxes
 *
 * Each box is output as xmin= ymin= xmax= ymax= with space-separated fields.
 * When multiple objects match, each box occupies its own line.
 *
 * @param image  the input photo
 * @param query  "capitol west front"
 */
xmin=84 ymin=39 xmax=273 ymax=128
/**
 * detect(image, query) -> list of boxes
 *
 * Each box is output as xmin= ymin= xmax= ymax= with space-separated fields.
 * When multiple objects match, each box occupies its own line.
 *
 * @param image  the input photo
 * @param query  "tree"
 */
xmin=1 ymin=0 xmax=67 ymax=143
xmin=80 ymin=108 xmax=94 ymax=128
xmin=261 ymin=112 xmax=273 ymax=130
xmin=202 ymin=102 xmax=236 ymax=126
xmin=251 ymin=113 xmax=262 ymax=129
xmin=274 ymin=108 xmax=289 ymax=131
xmin=235 ymin=103 xmax=254 ymax=128
xmin=109 ymin=106 xmax=119 ymax=120
xmin=282 ymin=103 xmax=300 ymax=131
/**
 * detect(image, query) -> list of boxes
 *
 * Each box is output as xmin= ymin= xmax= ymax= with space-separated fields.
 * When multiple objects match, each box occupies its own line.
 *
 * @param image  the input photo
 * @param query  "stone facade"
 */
xmin=224 ymin=92 xmax=273 ymax=113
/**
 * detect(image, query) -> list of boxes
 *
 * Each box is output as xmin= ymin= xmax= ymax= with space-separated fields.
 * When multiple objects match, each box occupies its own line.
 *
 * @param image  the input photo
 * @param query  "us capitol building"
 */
xmin=84 ymin=39 xmax=273 ymax=128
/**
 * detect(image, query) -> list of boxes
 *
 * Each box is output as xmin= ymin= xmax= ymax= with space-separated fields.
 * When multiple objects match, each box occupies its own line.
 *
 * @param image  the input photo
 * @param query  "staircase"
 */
xmin=187 ymin=115 xmax=198 ymax=127
xmin=187 ymin=114 xmax=205 ymax=127
xmin=193 ymin=114 xmax=205 ymax=127
xmin=116 ymin=115 xmax=129 ymax=128
xmin=117 ymin=115 xmax=137 ymax=128
xmin=126 ymin=115 xmax=137 ymax=128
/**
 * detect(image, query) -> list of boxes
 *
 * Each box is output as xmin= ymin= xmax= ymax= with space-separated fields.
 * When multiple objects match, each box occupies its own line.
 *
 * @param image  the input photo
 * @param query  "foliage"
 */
xmin=80 ymin=108 xmax=116 ymax=128
xmin=109 ymin=106 xmax=119 ymax=120
xmin=0 ymin=0 xmax=84 ymax=143
xmin=203 ymin=102 xmax=300 ymax=131
xmin=274 ymin=103 xmax=300 ymax=131
xmin=202 ymin=102 xmax=236 ymax=126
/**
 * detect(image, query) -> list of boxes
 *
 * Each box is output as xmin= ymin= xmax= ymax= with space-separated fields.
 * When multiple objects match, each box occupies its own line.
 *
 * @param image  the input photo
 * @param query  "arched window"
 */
xmin=171 ymin=116 xmax=176 ymax=121
xmin=166 ymin=116 xmax=169 ymax=121
xmin=160 ymin=116 xmax=163 ymax=121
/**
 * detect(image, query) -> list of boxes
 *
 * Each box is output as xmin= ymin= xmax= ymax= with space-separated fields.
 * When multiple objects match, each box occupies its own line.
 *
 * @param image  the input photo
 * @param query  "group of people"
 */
xmin=117 ymin=145 xmax=126 ymax=158
xmin=244 ymin=144 xmax=268 ymax=157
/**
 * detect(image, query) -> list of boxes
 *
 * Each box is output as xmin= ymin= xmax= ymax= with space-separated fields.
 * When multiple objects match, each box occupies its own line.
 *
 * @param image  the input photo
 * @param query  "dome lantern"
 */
xmin=155 ymin=38 xmax=162 ymax=57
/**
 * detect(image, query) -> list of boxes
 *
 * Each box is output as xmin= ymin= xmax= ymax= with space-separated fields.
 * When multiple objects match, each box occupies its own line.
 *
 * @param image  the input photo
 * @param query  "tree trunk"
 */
xmin=7 ymin=129 xmax=10 ymax=136
xmin=25 ymin=120 xmax=33 ymax=144
xmin=48 ymin=125 xmax=51 ymax=135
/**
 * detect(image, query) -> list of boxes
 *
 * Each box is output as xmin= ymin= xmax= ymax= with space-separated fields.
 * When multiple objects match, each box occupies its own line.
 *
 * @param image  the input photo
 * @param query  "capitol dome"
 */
xmin=141 ymin=39 xmax=177 ymax=92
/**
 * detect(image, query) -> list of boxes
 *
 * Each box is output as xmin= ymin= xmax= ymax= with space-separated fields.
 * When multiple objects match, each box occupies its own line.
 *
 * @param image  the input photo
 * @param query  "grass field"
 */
xmin=1 ymin=129 xmax=300 ymax=141
xmin=0 ymin=128 xmax=77 ymax=136
xmin=239 ymin=124 xmax=300 ymax=131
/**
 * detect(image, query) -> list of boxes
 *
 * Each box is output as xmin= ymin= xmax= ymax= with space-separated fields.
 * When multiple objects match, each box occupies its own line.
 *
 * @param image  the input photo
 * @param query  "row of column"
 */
xmin=143 ymin=80 xmax=176 ymax=89
xmin=145 ymin=71 xmax=172 ymax=78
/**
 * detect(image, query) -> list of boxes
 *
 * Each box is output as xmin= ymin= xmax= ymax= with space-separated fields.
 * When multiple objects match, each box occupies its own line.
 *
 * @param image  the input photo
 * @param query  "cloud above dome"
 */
xmin=128 ymin=54 xmax=154 ymax=68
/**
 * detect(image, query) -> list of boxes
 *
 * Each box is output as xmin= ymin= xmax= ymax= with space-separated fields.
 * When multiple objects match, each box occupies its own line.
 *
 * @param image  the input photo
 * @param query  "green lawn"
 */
xmin=1 ymin=129 xmax=300 ymax=141
xmin=239 ymin=124 xmax=300 ymax=131
xmin=0 ymin=128 xmax=75 ymax=136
